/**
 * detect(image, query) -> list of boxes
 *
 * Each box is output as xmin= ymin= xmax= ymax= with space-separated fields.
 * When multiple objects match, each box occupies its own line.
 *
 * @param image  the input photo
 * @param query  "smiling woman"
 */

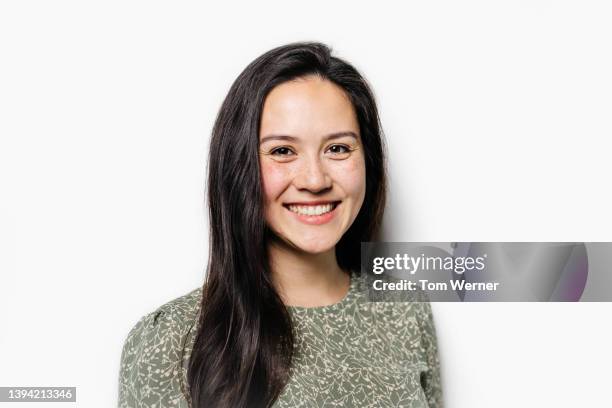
xmin=118 ymin=41 xmax=443 ymax=408
xmin=259 ymin=76 xmax=366 ymax=280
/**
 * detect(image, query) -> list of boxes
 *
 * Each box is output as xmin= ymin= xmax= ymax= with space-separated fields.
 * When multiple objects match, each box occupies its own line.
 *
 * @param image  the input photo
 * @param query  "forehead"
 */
xmin=259 ymin=76 xmax=359 ymax=138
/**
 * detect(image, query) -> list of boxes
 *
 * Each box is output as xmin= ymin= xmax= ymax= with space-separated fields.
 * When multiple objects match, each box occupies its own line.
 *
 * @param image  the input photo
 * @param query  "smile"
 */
xmin=286 ymin=202 xmax=339 ymax=216
xmin=283 ymin=201 xmax=341 ymax=225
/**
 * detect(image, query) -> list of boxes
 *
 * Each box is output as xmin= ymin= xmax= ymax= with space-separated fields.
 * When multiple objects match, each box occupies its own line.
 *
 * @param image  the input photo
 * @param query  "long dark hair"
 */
xmin=187 ymin=41 xmax=387 ymax=408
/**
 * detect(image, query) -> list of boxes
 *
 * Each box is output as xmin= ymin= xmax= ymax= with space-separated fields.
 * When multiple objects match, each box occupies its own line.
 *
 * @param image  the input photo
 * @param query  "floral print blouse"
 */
xmin=118 ymin=271 xmax=443 ymax=407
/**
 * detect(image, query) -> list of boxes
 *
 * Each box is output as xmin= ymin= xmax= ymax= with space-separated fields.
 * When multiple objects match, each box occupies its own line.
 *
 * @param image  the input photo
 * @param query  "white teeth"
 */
xmin=287 ymin=203 xmax=336 ymax=216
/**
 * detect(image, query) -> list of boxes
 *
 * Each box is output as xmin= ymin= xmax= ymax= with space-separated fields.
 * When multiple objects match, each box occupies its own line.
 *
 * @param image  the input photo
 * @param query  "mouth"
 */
xmin=283 ymin=201 xmax=341 ymax=216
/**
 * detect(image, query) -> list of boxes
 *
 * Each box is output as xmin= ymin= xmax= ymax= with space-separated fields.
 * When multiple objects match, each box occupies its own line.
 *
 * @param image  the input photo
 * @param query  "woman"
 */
xmin=118 ymin=41 xmax=443 ymax=408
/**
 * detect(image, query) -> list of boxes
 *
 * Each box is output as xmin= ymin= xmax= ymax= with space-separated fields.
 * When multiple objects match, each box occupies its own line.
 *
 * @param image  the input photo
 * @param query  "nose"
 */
xmin=293 ymin=156 xmax=332 ymax=193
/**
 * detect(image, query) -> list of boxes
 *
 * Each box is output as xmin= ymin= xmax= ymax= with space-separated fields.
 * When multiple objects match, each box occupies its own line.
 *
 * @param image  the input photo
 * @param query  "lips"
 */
xmin=283 ymin=200 xmax=342 ymax=206
xmin=282 ymin=200 xmax=341 ymax=225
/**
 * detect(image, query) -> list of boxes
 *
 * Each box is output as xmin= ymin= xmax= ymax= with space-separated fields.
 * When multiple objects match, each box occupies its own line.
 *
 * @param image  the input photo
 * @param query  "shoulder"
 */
xmin=121 ymin=287 xmax=202 ymax=351
xmin=118 ymin=287 xmax=202 ymax=407
xmin=355 ymin=272 xmax=437 ymax=341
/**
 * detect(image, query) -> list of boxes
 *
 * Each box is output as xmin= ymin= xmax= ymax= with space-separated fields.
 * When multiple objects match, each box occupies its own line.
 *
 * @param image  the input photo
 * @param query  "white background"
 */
xmin=1 ymin=1 xmax=611 ymax=407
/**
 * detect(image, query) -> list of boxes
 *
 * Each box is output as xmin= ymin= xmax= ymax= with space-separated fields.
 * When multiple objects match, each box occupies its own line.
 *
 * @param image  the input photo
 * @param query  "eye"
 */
xmin=270 ymin=146 xmax=296 ymax=156
xmin=326 ymin=144 xmax=351 ymax=155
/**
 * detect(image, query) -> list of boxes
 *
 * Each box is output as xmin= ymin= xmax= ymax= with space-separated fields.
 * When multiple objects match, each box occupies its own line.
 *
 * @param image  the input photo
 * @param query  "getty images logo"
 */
xmin=371 ymin=253 xmax=488 ymax=275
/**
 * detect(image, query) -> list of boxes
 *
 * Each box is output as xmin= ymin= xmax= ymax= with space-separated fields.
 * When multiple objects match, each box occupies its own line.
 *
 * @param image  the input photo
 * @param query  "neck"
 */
xmin=267 ymin=238 xmax=350 ymax=308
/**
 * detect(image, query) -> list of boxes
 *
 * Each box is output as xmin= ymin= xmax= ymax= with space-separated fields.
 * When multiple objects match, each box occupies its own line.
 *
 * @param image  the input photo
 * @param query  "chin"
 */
xmin=289 ymin=236 xmax=338 ymax=255
xmin=299 ymin=244 xmax=335 ymax=255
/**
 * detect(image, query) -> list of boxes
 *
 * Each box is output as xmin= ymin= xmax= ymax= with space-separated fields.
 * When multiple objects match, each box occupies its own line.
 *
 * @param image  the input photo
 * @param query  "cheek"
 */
xmin=260 ymin=160 xmax=291 ymax=205
xmin=336 ymin=155 xmax=367 ymax=203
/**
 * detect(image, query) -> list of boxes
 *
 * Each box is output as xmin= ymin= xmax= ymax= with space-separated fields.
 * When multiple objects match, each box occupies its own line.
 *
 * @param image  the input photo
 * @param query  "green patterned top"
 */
xmin=118 ymin=271 xmax=444 ymax=407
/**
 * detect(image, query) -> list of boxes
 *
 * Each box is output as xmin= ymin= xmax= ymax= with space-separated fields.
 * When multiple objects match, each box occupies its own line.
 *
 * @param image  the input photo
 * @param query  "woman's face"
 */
xmin=259 ymin=75 xmax=366 ymax=254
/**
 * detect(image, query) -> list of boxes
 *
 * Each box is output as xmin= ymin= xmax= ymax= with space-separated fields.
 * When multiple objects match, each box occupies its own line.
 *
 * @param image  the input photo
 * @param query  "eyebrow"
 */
xmin=260 ymin=131 xmax=359 ymax=144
